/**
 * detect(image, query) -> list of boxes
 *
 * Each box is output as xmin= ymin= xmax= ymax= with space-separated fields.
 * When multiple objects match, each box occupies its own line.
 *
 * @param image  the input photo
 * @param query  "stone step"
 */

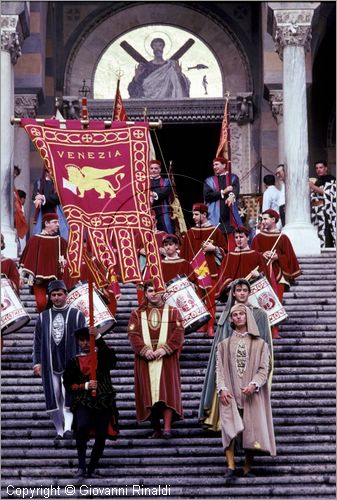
xmin=1 ymin=424 xmax=335 ymax=438
xmin=2 ymin=416 xmax=334 ymax=430
xmin=2 ymin=391 xmax=335 ymax=406
xmin=1 ymin=439 xmax=335 ymax=454
xmin=1 ymin=464 xmax=336 ymax=479
xmin=1 ymin=485 xmax=335 ymax=500
xmin=2 ymin=254 xmax=336 ymax=500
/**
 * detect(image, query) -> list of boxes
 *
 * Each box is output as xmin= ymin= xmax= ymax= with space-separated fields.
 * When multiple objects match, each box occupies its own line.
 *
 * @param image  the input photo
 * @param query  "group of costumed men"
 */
xmin=1 ymin=154 xmax=303 ymax=481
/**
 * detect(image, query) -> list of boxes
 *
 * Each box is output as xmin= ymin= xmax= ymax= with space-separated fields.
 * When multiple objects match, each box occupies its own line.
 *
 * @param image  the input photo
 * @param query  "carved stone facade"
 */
xmin=269 ymin=90 xmax=283 ymax=124
xmin=230 ymin=122 xmax=253 ymax=193
xmin=1 ymin=15 xmax=23 ymax=64
xmin=14 ymin=94 xmax=38 ymax=118
xmin=62 ymin=96 xmax=254 ymax=125
xmin=269 ymin=6 xmax=319 ymax=59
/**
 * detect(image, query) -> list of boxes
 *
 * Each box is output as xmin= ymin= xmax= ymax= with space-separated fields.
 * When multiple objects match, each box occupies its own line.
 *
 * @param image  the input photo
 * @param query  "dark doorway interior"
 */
xmin=310 ymin=4 xmax=336 ymax=173
xmin=151 ymin=122 xmax=221 ymax=228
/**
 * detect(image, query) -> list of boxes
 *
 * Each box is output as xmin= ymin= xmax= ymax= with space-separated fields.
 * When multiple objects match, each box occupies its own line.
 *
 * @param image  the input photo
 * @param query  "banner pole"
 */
xmin=88 ymin=278 xmax=97 ymax=397
xmin=10 ymin=116 xmax=162 ymax=129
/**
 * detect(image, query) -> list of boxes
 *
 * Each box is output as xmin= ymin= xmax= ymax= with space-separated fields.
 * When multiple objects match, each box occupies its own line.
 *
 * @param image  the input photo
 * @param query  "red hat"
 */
xmin=213 ymin=157 xmax=226 ymax=164
xmin=192 ymin=203 xmax=208 ymax=214
xmin=149 ymin=159 xmax=161 ymax=166
xmin=262 ymin=209 xmax=280 ymax=222
xmin=233 ymin=225 xmax=250 ymax=236
xmin=42 ymin=213 xmax=59 ymax=223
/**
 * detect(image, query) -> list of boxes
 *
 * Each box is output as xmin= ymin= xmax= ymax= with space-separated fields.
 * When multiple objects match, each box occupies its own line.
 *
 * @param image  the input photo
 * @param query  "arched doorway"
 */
xmin=62 ymin=3 xmax=258 ymax=214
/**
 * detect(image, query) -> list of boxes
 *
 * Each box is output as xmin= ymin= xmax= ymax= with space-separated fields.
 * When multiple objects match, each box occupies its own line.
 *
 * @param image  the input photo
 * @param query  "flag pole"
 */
xmin=11 ymin=116 xmax=162 ymax=129
xmin=189 ymin=223 xmax=221 ymax=263
xmin=266 ymin=233 xmax=283 ymax=267
xmin=78 ymin=79 xmax=97 ymax=397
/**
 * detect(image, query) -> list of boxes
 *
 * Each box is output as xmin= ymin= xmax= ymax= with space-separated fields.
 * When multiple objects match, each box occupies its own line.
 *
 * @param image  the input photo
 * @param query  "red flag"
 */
xmin=216 ymin=94 xmax=230 ymax=164
xmin=191 ymin=252 xmax=212 ymax=290
xmin=216 ymin=94 xmax=239 ymax=229
xmin=113 ymin=79 xmax=128 ymax=121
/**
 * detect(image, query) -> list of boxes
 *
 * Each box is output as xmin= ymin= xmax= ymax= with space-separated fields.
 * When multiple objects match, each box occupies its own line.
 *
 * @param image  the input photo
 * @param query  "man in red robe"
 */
xmin=251 ymin=209 xmax=301 ymax=338
xmin=180 ymin=203 xmax=227 ymax=337
xmin=160 ymin=234 xmax=197 ymax=285
xmin=216 ymin=226 xmax=268 ymax=300
xmin=19 ymin=213 xmax=67 ymax=312
xmin=1 ymin=233 xmax=22 ymax=352
xmin=1 ymin=233 xmax=20 ymax=293
xmin=128 ymin=280 xmax=184 ymax=439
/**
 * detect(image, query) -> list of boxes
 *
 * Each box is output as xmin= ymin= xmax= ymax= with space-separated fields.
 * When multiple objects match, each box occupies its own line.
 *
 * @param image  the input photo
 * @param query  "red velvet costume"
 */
xmin=251 ymin=231 xmax=301 ymax=286
xmin=251 ymin=231 xmax=301 ymax=339
xmin=180 ymin=226 xmax=226 ymax=280
xmin=1 ymin=257 xmax=20 ymax=292
xmin=20 ymin=234 xmax=67 ymax=281
xmin=128 ymin=304 xmax=184 ymax=423
xmin=14 ymin=187 xmax=28 ymax=239
xmin=19 ymin=234 xmax=67 ymax=312
xmin=161 ymin=257 xmax=197 ymax=285
xmin=217 ymin=249 xmax=269 ymax=297
xmin=180 ymin=225 xmax=226 ymax=335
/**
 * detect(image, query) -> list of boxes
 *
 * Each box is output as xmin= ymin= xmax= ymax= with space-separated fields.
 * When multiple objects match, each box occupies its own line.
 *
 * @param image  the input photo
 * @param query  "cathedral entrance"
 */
xmin=152 ymin=122 xmax=221 ymax=227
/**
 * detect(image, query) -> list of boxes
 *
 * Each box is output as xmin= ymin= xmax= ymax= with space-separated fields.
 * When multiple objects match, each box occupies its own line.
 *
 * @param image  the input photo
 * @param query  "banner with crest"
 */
xmin=21 ymin=119 xmax=165 ymax=291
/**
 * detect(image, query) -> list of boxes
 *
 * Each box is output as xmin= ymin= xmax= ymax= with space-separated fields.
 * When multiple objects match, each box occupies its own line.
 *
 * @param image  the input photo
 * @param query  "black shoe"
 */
xmin=54 ymin=433 xmax=63 ymax=441
xmin=147 ymin=431 xmax=163 ymax=439
xmin=87 ymin=469 xmax=102 ymax=478
xmin=243 ymin=471 xmax=256 ymax=478
xmin=73 ymin=468 xmax=86 ymax=479
xmin=63 ymin=430 xmax=74 ymax=439
xmin=224 ymin=468 xmax=236 ymax=479
xmin=162 ymin=431 xmax=172 ymax=439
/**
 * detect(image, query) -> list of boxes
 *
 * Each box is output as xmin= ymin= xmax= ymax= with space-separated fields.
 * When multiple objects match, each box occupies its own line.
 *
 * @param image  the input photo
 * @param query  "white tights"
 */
xmin=48 ymin=372 xmax=73 ymax=436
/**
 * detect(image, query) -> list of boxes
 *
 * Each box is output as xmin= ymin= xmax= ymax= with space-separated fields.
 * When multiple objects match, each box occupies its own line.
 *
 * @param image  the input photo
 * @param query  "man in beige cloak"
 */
xmin=216 ymin=303 xmax=276 ymax=480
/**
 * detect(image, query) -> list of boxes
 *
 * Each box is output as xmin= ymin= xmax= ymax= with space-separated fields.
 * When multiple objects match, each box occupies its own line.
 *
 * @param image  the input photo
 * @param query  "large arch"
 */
xmin=64 ymin=2 xmax=253 ymax=97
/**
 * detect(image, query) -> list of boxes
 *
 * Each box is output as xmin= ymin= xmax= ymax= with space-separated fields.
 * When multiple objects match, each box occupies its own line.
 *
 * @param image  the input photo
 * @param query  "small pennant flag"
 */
xmin=191 ymin=252 xmax=212 ymax=289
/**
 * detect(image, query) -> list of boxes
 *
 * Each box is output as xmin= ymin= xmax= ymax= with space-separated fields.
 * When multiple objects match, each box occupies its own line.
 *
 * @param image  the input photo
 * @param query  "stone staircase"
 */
xmin=1 ymin=250 xmax=336 ymax=499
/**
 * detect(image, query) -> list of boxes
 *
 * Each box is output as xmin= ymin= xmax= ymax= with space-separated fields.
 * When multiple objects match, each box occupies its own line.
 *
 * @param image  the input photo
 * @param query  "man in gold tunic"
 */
xmin=216 ymin=304 xmax=276 ymax=480
xmin=128 ymin=281 xmax=184 ymax=439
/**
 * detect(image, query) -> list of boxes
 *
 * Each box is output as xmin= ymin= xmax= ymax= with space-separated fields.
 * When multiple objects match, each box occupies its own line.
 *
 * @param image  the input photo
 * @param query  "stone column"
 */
xmin=269 ymin=90 xmax=284 ymax=165
xmin=268 ymin=3 xmax=321 ymax=256
xmin=1 ymin=14 xmax=23 ymax=258
xmin=14 ymin=94 xmax=39 ymax=232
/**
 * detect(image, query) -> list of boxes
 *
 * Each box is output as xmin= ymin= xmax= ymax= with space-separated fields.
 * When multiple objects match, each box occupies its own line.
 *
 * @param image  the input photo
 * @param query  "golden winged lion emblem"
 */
xmin=65 ymin=164 xmax=125 ymax=199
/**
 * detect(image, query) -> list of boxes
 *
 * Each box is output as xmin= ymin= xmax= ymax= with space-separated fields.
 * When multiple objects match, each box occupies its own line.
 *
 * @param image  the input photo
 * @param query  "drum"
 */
xmin=249 ymin=275 xmax=287 ymax=326
xmin=163 ymin=275 xmax=211 ymax=334
xmin=66 ymin=282 xmax=116 ymax=335
xmin=1 ymin=277 xmax=30 ymax=335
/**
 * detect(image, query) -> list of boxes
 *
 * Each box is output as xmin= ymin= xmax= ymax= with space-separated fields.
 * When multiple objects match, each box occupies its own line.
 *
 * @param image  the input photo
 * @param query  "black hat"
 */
xmin=47 ymin=280 xmax=67 ymax=295
xmin=74 ymin=327 xmax=90 ymax=339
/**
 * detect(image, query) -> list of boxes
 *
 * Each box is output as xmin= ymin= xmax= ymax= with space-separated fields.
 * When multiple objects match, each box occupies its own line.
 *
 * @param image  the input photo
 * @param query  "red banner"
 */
xmin=216 ymin=96 xmax=230 ymax=161
xmin=22 ymin=119 xmax=165 ymax=291
xmin=113 ymin=80 xmax=128 ymax=121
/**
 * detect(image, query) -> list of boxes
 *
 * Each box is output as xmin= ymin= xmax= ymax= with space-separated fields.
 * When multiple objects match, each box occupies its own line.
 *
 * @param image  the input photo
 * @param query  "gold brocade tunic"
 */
xmin=127 ymin=304 xmax=184 ymax=422
xmin=229 ymin=332 xmax=251 ymax=409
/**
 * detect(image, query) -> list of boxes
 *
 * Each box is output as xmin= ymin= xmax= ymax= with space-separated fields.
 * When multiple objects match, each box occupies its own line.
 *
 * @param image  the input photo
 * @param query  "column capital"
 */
xmin=268 ymin=3 xmax=320 ymax=59
xmin=14 ymin=94 xmax=39 ymax=118
xmin=269 ymin=90 xmax=283 ymax=123
xmin=1 ymin=14 xmax=23 ymax=64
